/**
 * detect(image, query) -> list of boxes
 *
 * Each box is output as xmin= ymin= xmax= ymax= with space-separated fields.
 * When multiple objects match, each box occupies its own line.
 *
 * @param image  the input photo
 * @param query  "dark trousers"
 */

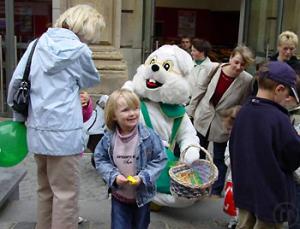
xmin=111 ymin=197 xmax=150 ymax=229
xmin=198 ymin=133 xmax=227 ymax=196
xmin=289 ymin=183 xmax=300 ymax=229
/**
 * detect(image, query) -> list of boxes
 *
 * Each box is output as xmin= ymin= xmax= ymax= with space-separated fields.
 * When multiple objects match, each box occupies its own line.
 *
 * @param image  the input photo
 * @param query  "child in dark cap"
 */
xmin=229 ymin=61 xmax=300 ymax=228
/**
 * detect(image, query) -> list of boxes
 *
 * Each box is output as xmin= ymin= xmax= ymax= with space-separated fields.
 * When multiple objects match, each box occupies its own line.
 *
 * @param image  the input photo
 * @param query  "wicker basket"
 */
xmin=169 ymin=146 xmax=218 ymax=199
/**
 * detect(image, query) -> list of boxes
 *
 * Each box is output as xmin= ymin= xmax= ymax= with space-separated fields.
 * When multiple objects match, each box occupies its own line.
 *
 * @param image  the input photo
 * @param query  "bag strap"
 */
xmin=207 ymin=63 xmax=221 ymax=85
xmin=23 ymin=39 xmax=39 ymax=81
xmin=191 ymin=63 xmax=221 ymax=111
xmin=87 ymin=109 xmax=98 ymax=132
xmin=140 ymin=100 xmax=183 ymax=148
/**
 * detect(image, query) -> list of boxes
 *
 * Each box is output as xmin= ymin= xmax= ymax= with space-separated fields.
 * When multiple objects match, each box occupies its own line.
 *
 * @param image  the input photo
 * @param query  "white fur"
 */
xmin=131 ymin=45 xmax=194 ymax=105
xmin=123 ymin=45 xmax=200 ymax=207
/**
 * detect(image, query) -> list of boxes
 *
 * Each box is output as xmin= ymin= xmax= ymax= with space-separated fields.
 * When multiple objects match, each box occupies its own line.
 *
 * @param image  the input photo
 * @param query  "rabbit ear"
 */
xmin=172 ymin=45 xmax=194 ymax=77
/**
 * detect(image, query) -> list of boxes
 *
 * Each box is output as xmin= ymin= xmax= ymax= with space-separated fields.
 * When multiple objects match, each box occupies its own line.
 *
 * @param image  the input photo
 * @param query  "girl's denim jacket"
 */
xmin=94 ymin=123 xmax=167 ymax=207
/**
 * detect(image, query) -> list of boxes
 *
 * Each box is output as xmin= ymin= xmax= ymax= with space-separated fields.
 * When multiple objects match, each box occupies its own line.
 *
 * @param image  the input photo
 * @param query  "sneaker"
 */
xmin=227 ymin=218 xmax=238 ymax=229
xmin=150 ymin=202 xmax=162 ymax=212
xmin=78 ymin=216 xmax=85 ymax=224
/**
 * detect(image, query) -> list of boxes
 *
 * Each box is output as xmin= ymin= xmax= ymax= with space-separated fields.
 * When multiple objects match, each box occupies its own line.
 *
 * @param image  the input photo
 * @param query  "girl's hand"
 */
xmin=80 ymin=91 xmax=90 ymax=107
xmin=133 ymin=176 xmax=141 ymax=186
xmin=116 ymin=175 xmax=128 ymax=186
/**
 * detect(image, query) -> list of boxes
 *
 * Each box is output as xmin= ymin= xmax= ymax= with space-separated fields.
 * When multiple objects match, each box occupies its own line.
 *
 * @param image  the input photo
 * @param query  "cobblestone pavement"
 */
xmin=0 ymin=153 xmax=232 ymax=229
xmin=16 ymin=153 xmax=107 ymax=201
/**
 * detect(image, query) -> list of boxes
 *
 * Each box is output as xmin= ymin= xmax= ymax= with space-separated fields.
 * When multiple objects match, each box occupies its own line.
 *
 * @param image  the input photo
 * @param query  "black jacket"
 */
xmin=269 ymin=53 xmax=300 ymax=71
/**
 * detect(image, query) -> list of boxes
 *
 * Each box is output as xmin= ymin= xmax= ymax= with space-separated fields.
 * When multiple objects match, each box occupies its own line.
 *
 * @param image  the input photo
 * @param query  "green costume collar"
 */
xmin=159 ymin=103 xmax=185 ymax=118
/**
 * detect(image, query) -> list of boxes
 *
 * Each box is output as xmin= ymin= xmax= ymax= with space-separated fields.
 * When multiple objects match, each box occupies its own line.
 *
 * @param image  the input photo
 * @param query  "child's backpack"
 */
xmin=83 ymin=95 xmax=108 ymax=153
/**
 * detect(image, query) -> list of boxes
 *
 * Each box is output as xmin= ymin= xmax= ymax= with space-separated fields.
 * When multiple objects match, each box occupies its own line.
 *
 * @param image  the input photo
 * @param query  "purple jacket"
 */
xmin=82 ymin=98 xmax=93 ymax=123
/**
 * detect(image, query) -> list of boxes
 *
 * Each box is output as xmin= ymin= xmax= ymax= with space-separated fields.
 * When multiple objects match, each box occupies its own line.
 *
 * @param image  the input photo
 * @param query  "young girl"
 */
xmin=78 ymin=91 xmax=93 ymax=224
xmin=81 ymin=91 xmax=93 ymax=123
xmin=94 ymin=89 xmax=167 ymax=229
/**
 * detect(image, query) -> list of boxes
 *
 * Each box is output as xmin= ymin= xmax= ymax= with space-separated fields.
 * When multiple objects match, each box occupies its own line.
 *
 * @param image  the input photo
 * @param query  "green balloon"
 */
xmin=0 ymin=121 xmax=28 ymax=167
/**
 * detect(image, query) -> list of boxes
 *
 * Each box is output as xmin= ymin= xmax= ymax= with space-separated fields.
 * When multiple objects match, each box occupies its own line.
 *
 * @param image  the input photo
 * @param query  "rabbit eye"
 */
xmin=163 ymin=61 xmax=173 ymax=71
xmin=164 ymin=63 xmax=170 ymax=71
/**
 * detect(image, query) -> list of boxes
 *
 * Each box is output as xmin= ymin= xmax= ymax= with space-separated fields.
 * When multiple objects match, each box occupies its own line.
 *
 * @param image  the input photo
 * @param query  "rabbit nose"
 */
xmin=151 ymin=64 xmax=159 ymax=72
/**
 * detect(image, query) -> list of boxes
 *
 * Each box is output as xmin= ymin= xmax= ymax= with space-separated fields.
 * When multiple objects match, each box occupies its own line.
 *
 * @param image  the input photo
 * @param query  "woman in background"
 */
xmin=190 ymin=45 xmax=254 ymax=198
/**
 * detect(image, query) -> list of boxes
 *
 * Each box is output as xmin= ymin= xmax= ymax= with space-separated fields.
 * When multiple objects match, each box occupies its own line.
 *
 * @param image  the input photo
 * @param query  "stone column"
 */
xmin=62 ymin=0 xmax=128 ymax=95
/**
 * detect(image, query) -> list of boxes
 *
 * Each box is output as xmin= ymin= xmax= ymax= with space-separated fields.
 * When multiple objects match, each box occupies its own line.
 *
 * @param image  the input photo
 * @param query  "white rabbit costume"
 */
xmin=123 ymin=45 xmax=200 ymax=208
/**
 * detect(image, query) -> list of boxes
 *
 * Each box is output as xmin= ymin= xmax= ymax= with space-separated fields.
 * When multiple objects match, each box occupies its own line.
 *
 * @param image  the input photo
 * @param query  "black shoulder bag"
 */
xmin=12 ymin=39 xmax=39 ymax=117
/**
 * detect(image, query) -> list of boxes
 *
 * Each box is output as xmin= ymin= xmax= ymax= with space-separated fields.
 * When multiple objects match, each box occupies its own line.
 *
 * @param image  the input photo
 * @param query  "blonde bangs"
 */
xmin=232 ymin=45 xmax=254 ymax=66
xmin=278 ymin=31 xmax=298 ymax=47
xmin=121 ymin=92 xmax=140 ymax=110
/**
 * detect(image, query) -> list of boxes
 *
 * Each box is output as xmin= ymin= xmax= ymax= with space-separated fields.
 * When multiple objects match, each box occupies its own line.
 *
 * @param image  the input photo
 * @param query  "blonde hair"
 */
xmin=278 ymin=31 xmax=298 ymax=47
xmin=231 ymin=45 xmax=254 ymax=67
xmin=54 ymin=4 xmax=105 ymax=44
xmin=105 ymin=89 xmax=140 ymax=131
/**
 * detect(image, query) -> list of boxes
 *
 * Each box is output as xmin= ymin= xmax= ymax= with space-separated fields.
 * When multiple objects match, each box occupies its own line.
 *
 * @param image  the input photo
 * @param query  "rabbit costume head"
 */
xmin=127 ymin=45 xmax=194 ymax=105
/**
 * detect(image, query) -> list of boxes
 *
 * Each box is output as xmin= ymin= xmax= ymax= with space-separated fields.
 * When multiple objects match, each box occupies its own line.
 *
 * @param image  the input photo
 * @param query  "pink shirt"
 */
xmin=113 ymin=127 xmax=138 ymax=200
xmin=80 ymin=97 xmax=93 ymax=156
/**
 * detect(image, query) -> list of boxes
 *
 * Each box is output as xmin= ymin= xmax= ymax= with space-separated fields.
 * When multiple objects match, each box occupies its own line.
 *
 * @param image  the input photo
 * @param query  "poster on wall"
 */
xmin=178 ymin=10 xmax=196 ymax=38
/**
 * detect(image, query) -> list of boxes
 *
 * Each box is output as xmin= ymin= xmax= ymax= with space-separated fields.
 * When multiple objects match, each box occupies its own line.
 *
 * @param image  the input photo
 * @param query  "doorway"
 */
xmin=152 ymin=0 xmax=242 ymax=62
xmin=0 ymin=0 xmax=52 ymax=116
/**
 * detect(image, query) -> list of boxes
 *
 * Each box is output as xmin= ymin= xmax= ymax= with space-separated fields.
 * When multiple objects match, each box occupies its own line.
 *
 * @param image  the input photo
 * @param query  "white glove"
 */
xmin=183 ymin=147 xmax=200 ymax=165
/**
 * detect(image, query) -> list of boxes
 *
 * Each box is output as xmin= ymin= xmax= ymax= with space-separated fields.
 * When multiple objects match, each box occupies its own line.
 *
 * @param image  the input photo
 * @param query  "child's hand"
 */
xmin=116 ymin=175 xmax=128 ymax=186
xmin=133 ymin=176 xmax=141 ymax=186
xmin=80 ymin=91 xmax=90 ymax=107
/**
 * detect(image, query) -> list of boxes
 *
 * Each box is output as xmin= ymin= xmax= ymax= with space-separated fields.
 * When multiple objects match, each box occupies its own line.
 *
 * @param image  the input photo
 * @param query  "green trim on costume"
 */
xmin=140 ymin=100 xmax=183 ymax=147
xmin=159 ymin=103 xmax=185 ymax=118
xmin=140 ymin=100 xmax=183 ymax=194
xmin=140 ymin=100 xmax=153 ymax=129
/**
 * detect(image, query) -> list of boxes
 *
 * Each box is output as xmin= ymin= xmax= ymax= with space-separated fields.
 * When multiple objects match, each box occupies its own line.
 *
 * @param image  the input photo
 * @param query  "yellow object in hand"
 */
xmin=127 ymin=176 xmax=138 ymax=185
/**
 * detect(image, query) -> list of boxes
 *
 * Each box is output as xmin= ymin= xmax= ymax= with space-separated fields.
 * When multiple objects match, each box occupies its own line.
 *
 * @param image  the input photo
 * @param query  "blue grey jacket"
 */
xmin=7 ymin=28 xmax=100 ymax=156
xmin=94 ymin=123 xmax=167 ymax=207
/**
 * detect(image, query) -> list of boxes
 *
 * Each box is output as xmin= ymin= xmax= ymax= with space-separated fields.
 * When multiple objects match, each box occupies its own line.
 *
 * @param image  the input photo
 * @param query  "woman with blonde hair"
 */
xmin=7 ymin=4 xmax=105 ymax=229
xmin=270 ymin=30 xmax=300 ymax=69
xmin=187 ymin=45 xmax=254 ymax=198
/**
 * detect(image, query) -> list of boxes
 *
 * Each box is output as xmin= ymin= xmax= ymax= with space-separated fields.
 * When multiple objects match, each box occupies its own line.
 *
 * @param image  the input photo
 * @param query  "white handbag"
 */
xmin=83 ymin=95 xmax=108 ymax=135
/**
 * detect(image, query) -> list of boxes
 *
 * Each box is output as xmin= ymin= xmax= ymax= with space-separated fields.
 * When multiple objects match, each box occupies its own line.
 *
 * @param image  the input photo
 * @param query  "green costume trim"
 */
xmin=141 ymin=100 xmax=183 ymax=148
xmin=140 ymin=100 xmax=184 ymax=194
xmin=159 ymin=103 xmax=185 ymax=119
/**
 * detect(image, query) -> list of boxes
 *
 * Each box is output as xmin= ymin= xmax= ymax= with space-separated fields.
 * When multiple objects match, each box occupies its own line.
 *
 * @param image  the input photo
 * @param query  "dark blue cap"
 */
xmin=259 ymin=61 xmax=299 ymax=102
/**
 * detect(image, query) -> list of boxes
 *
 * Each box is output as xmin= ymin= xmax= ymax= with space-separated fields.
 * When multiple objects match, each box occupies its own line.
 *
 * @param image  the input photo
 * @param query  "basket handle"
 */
xmin=180 ymin=145 xmax=214 ymax=164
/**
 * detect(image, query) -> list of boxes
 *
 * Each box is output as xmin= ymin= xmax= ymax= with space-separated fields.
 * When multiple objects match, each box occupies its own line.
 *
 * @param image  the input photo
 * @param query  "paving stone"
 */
xmin=0 ymin=222 xmax=15 ymax=229
xmin=13 ymin=222 xmax=35 ymax=229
